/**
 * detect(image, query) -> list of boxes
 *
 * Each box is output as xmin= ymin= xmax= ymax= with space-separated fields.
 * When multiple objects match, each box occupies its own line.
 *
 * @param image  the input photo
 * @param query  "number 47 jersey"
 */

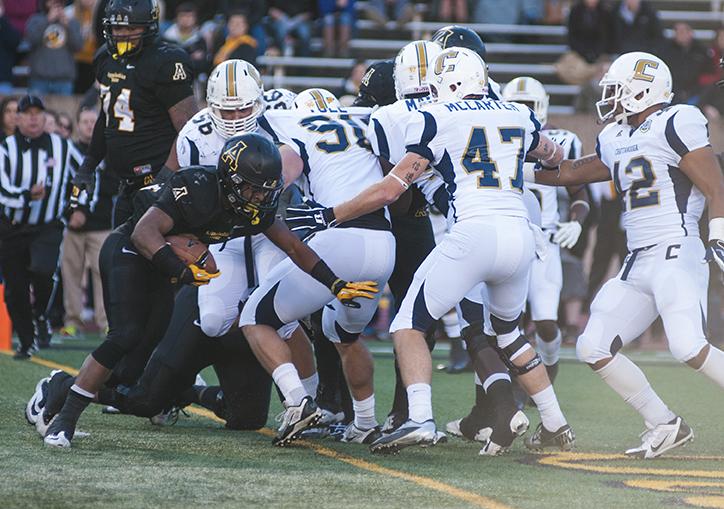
xmin=596 ymin=104 xmax=708 ymax=250
xmin=405 ymin=98 xmax=541 ymax=223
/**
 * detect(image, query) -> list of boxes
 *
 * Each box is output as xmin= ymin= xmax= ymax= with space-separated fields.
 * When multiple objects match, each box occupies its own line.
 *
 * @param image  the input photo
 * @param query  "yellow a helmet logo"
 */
xmin=220 ymin=139 xmax=248 ymax=173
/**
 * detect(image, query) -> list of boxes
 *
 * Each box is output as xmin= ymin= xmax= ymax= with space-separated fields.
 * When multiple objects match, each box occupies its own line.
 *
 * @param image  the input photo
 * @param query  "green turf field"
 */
xmin=1 ymin=338 xmax=722 ymax=509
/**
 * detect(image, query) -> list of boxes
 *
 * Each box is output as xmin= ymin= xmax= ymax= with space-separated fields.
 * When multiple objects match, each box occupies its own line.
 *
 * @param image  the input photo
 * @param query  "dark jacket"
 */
xmin=0 ymin=16 xmax=21 ymax=83
xmin=567 ymin=2 xmax=611 ymax=63
xmin=610 ymin=1 xmax=662 ymax=54
xmin=661 ymin=39 xmax=711 ymax=103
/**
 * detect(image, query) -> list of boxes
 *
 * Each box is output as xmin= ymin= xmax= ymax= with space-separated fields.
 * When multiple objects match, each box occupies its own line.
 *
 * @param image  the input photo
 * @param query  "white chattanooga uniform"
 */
xmin=239 ymin=109 xmax=396 ymax=342
xmin=526 ymin=128 xmax=583 ymax=321
xmin=389 ymin=97 xmax=541 ymax=336
xmin=576 ymin=104 xmax=710 ymax=364
xmin=176 ymin=108 xmax=293 ymax=338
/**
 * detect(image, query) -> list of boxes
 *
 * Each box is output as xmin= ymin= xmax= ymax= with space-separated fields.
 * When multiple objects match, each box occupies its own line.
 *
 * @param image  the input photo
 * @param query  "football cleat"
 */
xmin=446 ymin=418 xmax=492 ymax=443
xmin=273 ymin=396 xmax=322 ymax=447
xmin=380 ymin=411 xmax=407 ymax=433
xmin=369 ymin=419 xmax=439 ymax=454
xmin=35 ymin=407 xmax=56 ymax=437
xmin=150 ymin=407 xmax=181 ymax=426
xmin=624 ymin=416 xmax=693 ymax=459
xmin=102 ymin=406 xmax=121 ymax=414
xmin=339 ymin=423 xmax=382 ymax=444
xmin=479 ymin=411 xmax=530 ymax=456
xmin=524 ymin=423 xmax=576 ymax=451
xmin=44 ymin=430 xmax=72 ymax=448
xmin=25 ymin=375 xmax=51 ymax=425
xmin=299 ymin=407 xmax=345 ymax=439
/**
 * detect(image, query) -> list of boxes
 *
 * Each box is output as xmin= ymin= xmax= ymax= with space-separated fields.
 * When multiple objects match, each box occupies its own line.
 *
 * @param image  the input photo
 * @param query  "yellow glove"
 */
xmin=332 ymin=280 xmax=379 ymax=308
xmin=188 ymin=264 xmax=221 ymax=286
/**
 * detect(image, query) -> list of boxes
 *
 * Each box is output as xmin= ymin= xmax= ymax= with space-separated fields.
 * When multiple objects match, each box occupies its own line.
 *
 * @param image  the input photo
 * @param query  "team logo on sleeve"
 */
xmin=173 ymin=63 xmax=187 ymax=81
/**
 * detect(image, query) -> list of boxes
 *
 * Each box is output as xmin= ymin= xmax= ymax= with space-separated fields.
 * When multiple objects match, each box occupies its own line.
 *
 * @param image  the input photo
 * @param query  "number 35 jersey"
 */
xmin=94 ymin=40 xmax=193 ymax=180
xmin=596 ymin=104 xmax=708 ymax=250
xmin=405 ymin=99 xmax=541 ymax=223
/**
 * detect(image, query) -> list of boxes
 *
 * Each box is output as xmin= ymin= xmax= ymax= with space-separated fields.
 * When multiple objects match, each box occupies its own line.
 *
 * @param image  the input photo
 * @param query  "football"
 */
xmin=165 ymin=235 xmax=217 ymax=273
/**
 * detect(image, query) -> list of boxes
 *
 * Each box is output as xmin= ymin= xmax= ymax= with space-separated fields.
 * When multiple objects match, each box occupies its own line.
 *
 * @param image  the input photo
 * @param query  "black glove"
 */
xmin=285 ymin=200 xmax=337 ymax=240
xmin=72 ymin=157 xmax=97 ymax=196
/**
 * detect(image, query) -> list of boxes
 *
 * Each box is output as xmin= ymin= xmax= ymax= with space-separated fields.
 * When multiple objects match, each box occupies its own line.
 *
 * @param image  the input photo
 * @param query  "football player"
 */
xmin=533 ymin=51 xmax=724 ymax=458
xmin=502 ymin=77 xmax=590 ymax=383
xmin=71 ymin=0 xmax=198 ymax=227
xmin=293 ymin=48 xmax=573 ymax=453
xmin=264 ymin=88 xmax=298 ymax=110
xmin=37 ymin=134 xmax=375 ymax=448
xmin=240 ymin=89 xmax=396 ymax=445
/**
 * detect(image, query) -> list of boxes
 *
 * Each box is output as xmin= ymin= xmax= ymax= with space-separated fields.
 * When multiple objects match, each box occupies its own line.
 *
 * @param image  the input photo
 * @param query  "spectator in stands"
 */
xmin=661 ymin=22 xmax=710 ymax=104
xmin=57 ymin=111 xmax=72 ymax=139
xmin=212 ymin=10 xmax=257 ymax=66
xmin=610 ymin=0 xmax=661 ymax=54
xmin=0 ymin=1 xmax=21 ymax=94
xmin=226 ymin=1 xmax=268 ymax=55
xmin=25 ymin=0 xmax=84 ymax=96
xmin=319 ymin=0 xmax=356 ymax=58
xmin=364 ymin=0 xmax=414 ymax=26
xmin=699 ymin=27 xmax=724 ymax=89
xmin=60 ymin=106 xmax=116 ymax=338
xmin=266 ymin=0 xmax=313 ymax=57
xmin=4 ymin=0 xmax=36 ymax=36
xmin=67 ymin=0 xmax=99 ymax=94
xmin=163 ymin=3 xmax=211 ymax=78
xmin=0 ymin=96 xmax=17 ymax=138
xmin=340 ymin=60 xmax=367 ymax=104
xmin=435 ymin=0 xmax=468 ymax=23
xmin=44 ymin=110 xmax=59 ymax=134
xmin=567 ymin=0 xmax=611 ymax=64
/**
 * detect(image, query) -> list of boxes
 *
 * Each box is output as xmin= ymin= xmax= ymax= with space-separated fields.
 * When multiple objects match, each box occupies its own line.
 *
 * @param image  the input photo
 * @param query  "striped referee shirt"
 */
xmin=0 ymin=132 xmax=82 ymax=226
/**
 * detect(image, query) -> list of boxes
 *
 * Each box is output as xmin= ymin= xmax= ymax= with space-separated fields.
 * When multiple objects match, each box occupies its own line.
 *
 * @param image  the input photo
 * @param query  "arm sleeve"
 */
xmin=0 ymin=146 xmax=27 ymax=209
xmin=366 ymin=113 xmax=390 ymax=160
xmin=153 ymin=49 xmax=195 ymax=110
xmin=523 ymin=106 xmax=542 ymax=154
xmin=404 ymin=111 xmax=439 ymax=164
xmin=24 ymin=16 xmax=47 ymax=48
xmin=665 ymin=107 xmax=710 ymax=163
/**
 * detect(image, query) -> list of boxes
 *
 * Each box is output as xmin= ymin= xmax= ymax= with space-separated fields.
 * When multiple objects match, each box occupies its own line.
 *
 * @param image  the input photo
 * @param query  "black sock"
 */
xmin=46 ymin=374 xmax=76 ymax=416
xmin=52 ymin=388 xmax=93 ymax=439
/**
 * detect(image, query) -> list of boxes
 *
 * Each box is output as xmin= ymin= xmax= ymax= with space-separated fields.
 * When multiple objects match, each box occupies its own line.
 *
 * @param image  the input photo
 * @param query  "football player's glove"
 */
xmin=705 ymin=239 xmax=724 ymax=272
xmin=330 ymin=280 xmax=378 ymax=309
xmin=71 ymin=158 xmax=97 ymax=196
xmin=183 ymin=264 xmax=221 ymax=287
xmin=285 ymin=201 xmax=337 ymax=240
xmin=552 ymin=221 xmax=582 ymax=249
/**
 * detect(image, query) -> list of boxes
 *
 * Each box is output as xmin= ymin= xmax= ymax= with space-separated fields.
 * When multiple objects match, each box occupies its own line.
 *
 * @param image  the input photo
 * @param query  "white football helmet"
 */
xmin=429 ymin=47 xmax=488 ymax=103
xmin=502 ymin=76 xmax=549 ymax=126
xmin=596 ymin=51 xmax=673 ymax=124
xmin=293 ymin=88 xmax=342 ymax=113
xmin=264 ymin=88 xmax=297 ymax=110
xmin=206 ymin=59 xmax=265 ymax=138
xmin=393 ymin=40 xmax=442 ymax=100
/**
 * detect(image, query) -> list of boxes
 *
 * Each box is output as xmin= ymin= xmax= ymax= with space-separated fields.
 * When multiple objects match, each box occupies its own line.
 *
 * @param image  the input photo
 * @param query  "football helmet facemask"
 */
xmin=207 ymin=59 xmax=265 ymax=138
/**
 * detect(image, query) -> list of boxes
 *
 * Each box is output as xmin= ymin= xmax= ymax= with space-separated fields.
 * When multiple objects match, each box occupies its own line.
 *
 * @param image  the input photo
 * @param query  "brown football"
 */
xmin=165 ymin=235 xmax=218 ymax=273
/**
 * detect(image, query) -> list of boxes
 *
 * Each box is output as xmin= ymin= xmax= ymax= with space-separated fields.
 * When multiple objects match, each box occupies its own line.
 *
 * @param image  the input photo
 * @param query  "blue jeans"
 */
xmin=29 ymin=79 xmax=74 ymax=96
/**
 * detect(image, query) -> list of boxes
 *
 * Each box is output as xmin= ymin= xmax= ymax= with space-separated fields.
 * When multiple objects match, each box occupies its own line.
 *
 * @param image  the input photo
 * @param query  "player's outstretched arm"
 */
xmin=534 ymin=153 xmax=611 ymax=187
xmin=331 ymin=152 xmax=431 ymax=225
xmin=264 ymin=218 xmax=378 ymax=308
xmin=168 ymin=96 xmax=199 ymax=133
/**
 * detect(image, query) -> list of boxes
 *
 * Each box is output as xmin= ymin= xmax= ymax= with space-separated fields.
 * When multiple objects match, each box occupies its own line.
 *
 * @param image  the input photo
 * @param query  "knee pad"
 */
xmin=199 ymin=312 xmax=230 ymax=338
xmin=92 ymin=339 xmax=128 ymax=370
xmin=490 ymin=313 xmax=522 ymax=336
xmin=669 ymin=338 xmax=707 ymax=363
xmin=495 ymin=334 xmax=540 ymax=376
xmin=576 ymin=333 xmax=621 ymax=364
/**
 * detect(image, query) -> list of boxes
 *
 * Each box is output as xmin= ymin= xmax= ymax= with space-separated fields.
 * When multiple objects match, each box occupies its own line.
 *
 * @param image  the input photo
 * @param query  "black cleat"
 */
xmin=524 ymin=423 xmax=575 ymax=451
xmin=273 ymin=396 xmax=322 ymax=446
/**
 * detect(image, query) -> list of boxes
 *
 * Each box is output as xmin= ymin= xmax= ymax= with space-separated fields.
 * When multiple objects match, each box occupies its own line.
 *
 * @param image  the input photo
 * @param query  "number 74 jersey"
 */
xmin=595 ymin=104 xmax=709 ymax=250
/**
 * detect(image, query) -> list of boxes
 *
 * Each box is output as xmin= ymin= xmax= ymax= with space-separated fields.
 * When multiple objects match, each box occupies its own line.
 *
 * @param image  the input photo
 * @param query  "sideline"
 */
xmin=5 ymin=351 xmax=513 ymax=509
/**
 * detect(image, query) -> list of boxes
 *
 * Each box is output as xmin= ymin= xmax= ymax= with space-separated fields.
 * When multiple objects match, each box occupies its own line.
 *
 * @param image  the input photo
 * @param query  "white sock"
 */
xmin=537 ymin=330 xmax=562 ymax=366
xmin=407 ymin=383 xmax=433 ymax=423
xmin=272 ymin=363 xmax=307 ymax=406
xmin=697 ymin=346 xmax=724 ymax=389
xmin=530 ymin=385 xmax=567 ymax=431
xmin=596 ymin=354 xmax=675 ymax=426
xmin=300 ymin=372 xmax=319 ymax=399
xmin=353 ymin=394 xmax=377 ymax=429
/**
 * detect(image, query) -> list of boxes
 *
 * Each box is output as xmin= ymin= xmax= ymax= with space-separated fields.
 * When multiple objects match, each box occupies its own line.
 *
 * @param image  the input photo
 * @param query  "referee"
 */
xmin=0 ymin=95 xmax=82 ymax=359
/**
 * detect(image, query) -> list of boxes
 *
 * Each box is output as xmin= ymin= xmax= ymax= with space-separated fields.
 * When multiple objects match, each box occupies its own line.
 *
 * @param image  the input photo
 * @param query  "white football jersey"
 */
xmin=259 ymin=109 xmax=386 ymax=209
xmin=596 ymin=104 xmax=708 ymax=250
xmin=405 ymin=98 xmax=541 ymax=222
xmin=526 ymin=128 xmax=583 ymax=229
xmin=176 ymin=108 xmax=273 ymax=166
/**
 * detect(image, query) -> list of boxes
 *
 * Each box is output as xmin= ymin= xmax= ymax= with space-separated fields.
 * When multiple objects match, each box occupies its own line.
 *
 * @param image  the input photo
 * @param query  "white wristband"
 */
xmin=570 ymin=200 xmax=590 ymax=213
xmin=709 ymin=217 xmax=724 ymax=241
xmin=389 ymin=173 xmax=409 ymax=190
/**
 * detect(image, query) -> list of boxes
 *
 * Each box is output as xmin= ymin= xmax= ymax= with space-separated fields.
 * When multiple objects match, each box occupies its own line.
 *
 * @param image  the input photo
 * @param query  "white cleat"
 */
xmin=624 ymin=416 xmax=693 ymax=459
xmin=44 ymin=431 xmax=72 ymax=448
xmin=445 ymin=418 xmax=492 ymax=443
xmin=25 ymin=376 xmax=50 ymax=425
xmin=35 ymin=407 xmax=56 ymax=437
xmin=478 ymin=411 xmax=529 ymax=456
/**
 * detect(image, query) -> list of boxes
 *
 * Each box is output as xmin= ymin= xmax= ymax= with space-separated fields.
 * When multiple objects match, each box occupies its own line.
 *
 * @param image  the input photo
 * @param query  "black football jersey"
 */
xmin=94 ymin=39 xmax=193 ymax=180
xmin=133 ymin=166 xmax=275 ymax=244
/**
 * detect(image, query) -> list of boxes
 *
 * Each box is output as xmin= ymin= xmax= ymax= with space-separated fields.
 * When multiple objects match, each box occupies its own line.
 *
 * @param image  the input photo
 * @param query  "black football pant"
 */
xmin=0 ymin=222 xmax=63 ymax=350
xmin=387 ymin=212 xmax=437 ymax=417
xmin=100 ymin=286 xmax=272 ymax=429
xmin=94 ymin=224 xmax=174 ymax=385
